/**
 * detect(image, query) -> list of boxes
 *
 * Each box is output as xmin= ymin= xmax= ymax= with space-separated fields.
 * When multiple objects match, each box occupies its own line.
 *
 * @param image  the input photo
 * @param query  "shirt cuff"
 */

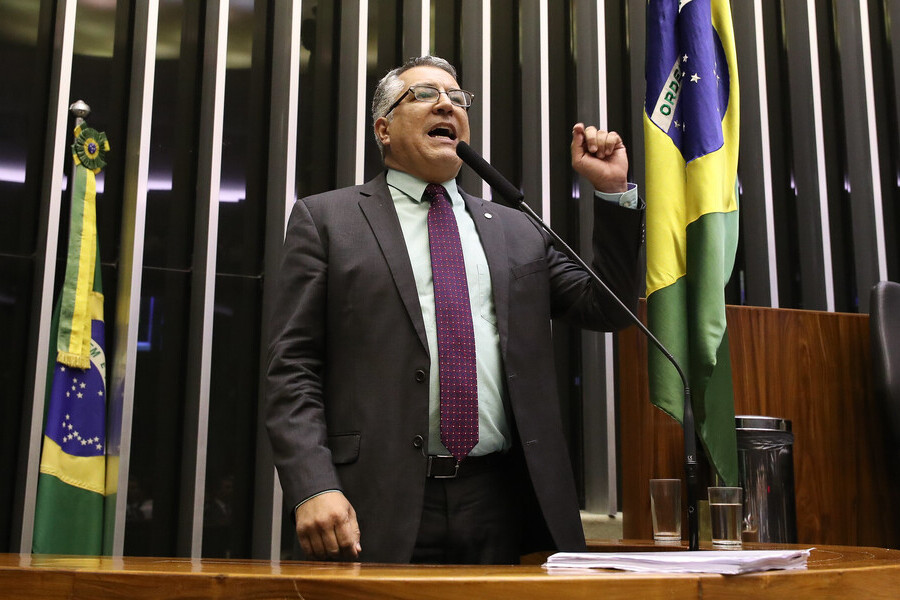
xmin=594 ymin=183 xmax=639 ymax=209
xmin=294 ymin=489 xmax=341 ymax=516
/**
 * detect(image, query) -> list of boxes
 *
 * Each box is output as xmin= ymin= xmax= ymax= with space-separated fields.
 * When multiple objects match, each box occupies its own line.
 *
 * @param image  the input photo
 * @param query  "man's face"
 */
xmin=375 ymin=66 xmax=471 ymax=183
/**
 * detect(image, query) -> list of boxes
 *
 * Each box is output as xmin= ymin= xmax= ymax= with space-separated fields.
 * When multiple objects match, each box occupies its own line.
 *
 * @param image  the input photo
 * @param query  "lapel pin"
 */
xmin=484 ymin=212 xmax=493 ymax=219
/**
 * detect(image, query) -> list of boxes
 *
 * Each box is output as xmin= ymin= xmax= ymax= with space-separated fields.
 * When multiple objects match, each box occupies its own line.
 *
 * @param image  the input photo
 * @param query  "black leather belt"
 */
xmin=425 ymin=453 xmax=508 ymax=479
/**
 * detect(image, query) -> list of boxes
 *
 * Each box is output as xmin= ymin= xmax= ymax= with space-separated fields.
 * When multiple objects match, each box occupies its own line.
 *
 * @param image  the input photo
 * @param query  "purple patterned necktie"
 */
xmin=425 ymin=183 xmax=478 ymax=462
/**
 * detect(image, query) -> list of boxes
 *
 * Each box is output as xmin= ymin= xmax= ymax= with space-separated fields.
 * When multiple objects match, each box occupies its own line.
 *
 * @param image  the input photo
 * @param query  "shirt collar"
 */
xmin=386 ymin=169 xmax=460 ymax=205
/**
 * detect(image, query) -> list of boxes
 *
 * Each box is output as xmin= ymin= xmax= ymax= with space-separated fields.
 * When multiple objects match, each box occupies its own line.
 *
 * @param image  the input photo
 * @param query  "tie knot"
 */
xmin=424 ymin=183 xmax=449 ymax=204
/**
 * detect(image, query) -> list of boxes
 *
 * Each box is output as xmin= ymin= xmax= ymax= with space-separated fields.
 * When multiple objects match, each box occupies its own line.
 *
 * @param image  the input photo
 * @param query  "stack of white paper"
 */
xmin=543 ymin=549 xmax=812 ymax=575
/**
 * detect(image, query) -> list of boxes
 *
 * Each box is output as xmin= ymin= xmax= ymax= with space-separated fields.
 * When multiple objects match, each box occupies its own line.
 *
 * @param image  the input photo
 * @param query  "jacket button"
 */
xmin=412 ymin=435 xmax=424 ymax=448
xmin=414 ymin=369 xmax=426 ymax=382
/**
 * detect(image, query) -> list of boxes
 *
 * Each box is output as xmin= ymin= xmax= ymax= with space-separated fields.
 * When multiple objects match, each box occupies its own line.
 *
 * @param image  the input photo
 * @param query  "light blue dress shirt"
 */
xmin=387 ymin=169 xmax=511 ymax=456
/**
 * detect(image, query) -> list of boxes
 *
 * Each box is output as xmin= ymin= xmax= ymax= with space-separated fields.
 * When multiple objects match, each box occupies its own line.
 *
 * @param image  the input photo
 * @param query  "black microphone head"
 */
xmin=456 ymin=141 xmax=524 ymax=205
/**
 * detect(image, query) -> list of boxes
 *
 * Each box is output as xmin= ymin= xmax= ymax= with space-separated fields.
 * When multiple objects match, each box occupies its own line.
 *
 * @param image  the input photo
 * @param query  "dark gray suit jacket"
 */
xmin=266 ymin=173 xmax=644 ymax=563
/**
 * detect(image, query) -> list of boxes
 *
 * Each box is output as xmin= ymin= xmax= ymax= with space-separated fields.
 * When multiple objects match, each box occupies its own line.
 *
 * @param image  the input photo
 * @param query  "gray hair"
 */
xmin=371 ymin=56 xmax=459 ymax=156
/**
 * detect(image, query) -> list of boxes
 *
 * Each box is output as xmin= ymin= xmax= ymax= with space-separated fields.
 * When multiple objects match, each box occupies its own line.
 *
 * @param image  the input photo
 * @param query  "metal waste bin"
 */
xmin=735 ymin=416 xmax=797 ymax=543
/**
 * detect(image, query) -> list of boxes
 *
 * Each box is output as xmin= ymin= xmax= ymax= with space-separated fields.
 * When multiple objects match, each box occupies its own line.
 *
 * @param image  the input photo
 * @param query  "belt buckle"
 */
xmin=427 ymin=455 xmax=459 ymax=479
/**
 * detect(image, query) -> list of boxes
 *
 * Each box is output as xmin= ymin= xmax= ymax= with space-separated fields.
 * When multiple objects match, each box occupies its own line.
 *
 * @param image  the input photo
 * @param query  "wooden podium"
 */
xmin=619 ymin=304 xmax=900 ymax=547
xmin=3 ymin=541 xmax=900 ymax=599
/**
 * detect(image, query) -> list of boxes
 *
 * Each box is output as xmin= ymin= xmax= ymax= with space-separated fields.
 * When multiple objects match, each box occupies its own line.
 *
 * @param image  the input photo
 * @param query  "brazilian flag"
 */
xmin=644 ymin=0 xmax=739 ymax=485
xmin=33 ymin=123 xmax=110 ymax=554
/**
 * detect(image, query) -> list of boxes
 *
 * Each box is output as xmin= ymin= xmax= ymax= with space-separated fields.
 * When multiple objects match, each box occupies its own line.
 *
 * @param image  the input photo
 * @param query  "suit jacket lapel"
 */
xmin=358 ymin=174 xmax=430 ymax=352
xmin=461 ymin=190 xmax=510 ymax=358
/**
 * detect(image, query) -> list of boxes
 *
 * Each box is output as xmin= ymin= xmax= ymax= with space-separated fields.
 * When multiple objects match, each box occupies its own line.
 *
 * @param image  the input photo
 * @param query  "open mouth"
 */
xmin=428 ymin=127 xmax=457 ymax=141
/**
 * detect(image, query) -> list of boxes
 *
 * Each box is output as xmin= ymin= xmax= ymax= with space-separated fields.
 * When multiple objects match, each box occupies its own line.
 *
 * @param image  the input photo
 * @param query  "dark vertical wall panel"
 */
xmin=831 ymin=0 xmax=886 ymax=312
xmin=871 ymin=0 xmax=900 ymax=283
xmin=881 ymin=1 xmax=900 ymax=282
xmin=204 ymin=0 xmax=272 ymax=560
xmin=128 ymin=0 xmax=201 ymax=558
xmin=781 ymin=0 xmax=833 ymax=311
xmin=733 ymin=0 xmax=776 ymax=307
xmin=0 ymin=0 xmax=55 ymax=553
xmin=489 ymin=0 xmax=521 ymax=191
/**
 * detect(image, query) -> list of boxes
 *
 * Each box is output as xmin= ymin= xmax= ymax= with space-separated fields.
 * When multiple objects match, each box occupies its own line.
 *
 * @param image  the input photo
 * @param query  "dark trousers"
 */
xmin=410 ymin=455 xmax=523 ymax=565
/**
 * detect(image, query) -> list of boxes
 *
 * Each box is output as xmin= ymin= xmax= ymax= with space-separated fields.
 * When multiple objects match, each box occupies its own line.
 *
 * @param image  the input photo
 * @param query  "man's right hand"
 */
xmin=294 ymin=491 xmax=361 ymax=561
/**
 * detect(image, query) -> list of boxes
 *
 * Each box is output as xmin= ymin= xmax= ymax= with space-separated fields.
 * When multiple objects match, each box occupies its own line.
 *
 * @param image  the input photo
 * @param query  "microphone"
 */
xmin=455 ymin=141 xmax=524 ymax=206
xmin=456 ymin=141 xmax=701 ymax=551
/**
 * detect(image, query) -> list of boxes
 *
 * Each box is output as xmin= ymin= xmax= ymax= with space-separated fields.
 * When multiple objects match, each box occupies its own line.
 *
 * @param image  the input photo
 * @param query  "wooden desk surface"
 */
xmin=3 ymin=541 xmax=900 ymax=599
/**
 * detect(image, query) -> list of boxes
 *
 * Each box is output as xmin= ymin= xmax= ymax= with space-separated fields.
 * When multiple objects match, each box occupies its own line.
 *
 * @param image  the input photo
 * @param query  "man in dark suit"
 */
xmin=266 ymin=55 xmax=643 ymax=564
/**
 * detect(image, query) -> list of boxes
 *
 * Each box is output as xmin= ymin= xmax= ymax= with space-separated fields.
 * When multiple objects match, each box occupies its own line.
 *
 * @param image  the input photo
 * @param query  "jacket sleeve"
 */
xmin=265 ymin=199 xmax=342 ymax=508
xmin=545 ymin=196 xmax=645 ymax=331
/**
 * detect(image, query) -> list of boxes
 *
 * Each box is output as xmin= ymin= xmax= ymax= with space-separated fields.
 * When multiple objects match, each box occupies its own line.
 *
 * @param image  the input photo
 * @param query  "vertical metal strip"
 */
xmin=596 ymin=0 xmax=607 ymax=130
xmin=539 ymin=0 xmax=550 ymax=223
xmin=356 ymin=1 xmax=369 ymax=184
xmin=602 ymin=330 xmax=616 ymax=513
xmin=336 ymin=0 xmax=368 ymax=187
xmin=272 ymin=469 xmax=283 ymax=558
xmin=805 ymin=0 xmax=835 ymax=311
xmin=282 ymin=2 xmax=302 ymax=236
xmin=754 ymin=0 xmax=779 ymax=307
xmin=108 ymin=0 xmax=159 ymax=556
xmin=858 ymin=1 xmax=888 ymax=282
xmin=480 ymin=3 xmax=491 ymax=199
xmin=595 ymin=0 xmax=617 ymax=516
xmin=254 ymin=0 xmax=301 ymax=560
xmin=421 ymin=0 xmax=430 ymax=54
xmin=178 ymin=0 xmax=227 ymax=558
xmin=16 ymin=0 xmax=78 ymax=553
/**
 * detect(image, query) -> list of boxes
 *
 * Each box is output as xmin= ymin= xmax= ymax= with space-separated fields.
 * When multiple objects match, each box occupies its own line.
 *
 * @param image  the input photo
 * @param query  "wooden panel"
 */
xmin=619 ymin=304 xmax=900 ymax=547
xmin=2 ymin=543 xmax=900 ymax=599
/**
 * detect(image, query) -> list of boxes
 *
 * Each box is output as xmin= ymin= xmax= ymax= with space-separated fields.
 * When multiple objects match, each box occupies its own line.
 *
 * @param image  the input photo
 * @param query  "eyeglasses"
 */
xmin=384 ymin=85 xmax=475 ymax=116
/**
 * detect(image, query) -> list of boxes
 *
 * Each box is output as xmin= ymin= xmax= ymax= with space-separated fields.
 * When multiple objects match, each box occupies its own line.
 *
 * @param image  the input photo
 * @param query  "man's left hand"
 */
xmin=570 ymin=123 xmax=629 ymax=194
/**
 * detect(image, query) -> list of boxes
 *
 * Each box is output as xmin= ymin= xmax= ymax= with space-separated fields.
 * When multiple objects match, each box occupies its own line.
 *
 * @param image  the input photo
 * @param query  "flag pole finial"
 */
xmin=69 ymin=100 xmax=91 ymax=125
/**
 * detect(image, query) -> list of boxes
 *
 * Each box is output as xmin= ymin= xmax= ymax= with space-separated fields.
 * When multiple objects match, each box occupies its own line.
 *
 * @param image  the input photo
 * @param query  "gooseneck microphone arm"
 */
xmin=456 ymin=141 xmax=700 ymax=551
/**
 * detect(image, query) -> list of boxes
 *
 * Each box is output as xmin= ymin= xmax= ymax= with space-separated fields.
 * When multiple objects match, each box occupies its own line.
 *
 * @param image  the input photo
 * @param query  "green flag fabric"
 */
xmin=644 ymin=0 xmax=740 ymax=485
xmin=32 ymin=123 xmax=109 ymax=554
